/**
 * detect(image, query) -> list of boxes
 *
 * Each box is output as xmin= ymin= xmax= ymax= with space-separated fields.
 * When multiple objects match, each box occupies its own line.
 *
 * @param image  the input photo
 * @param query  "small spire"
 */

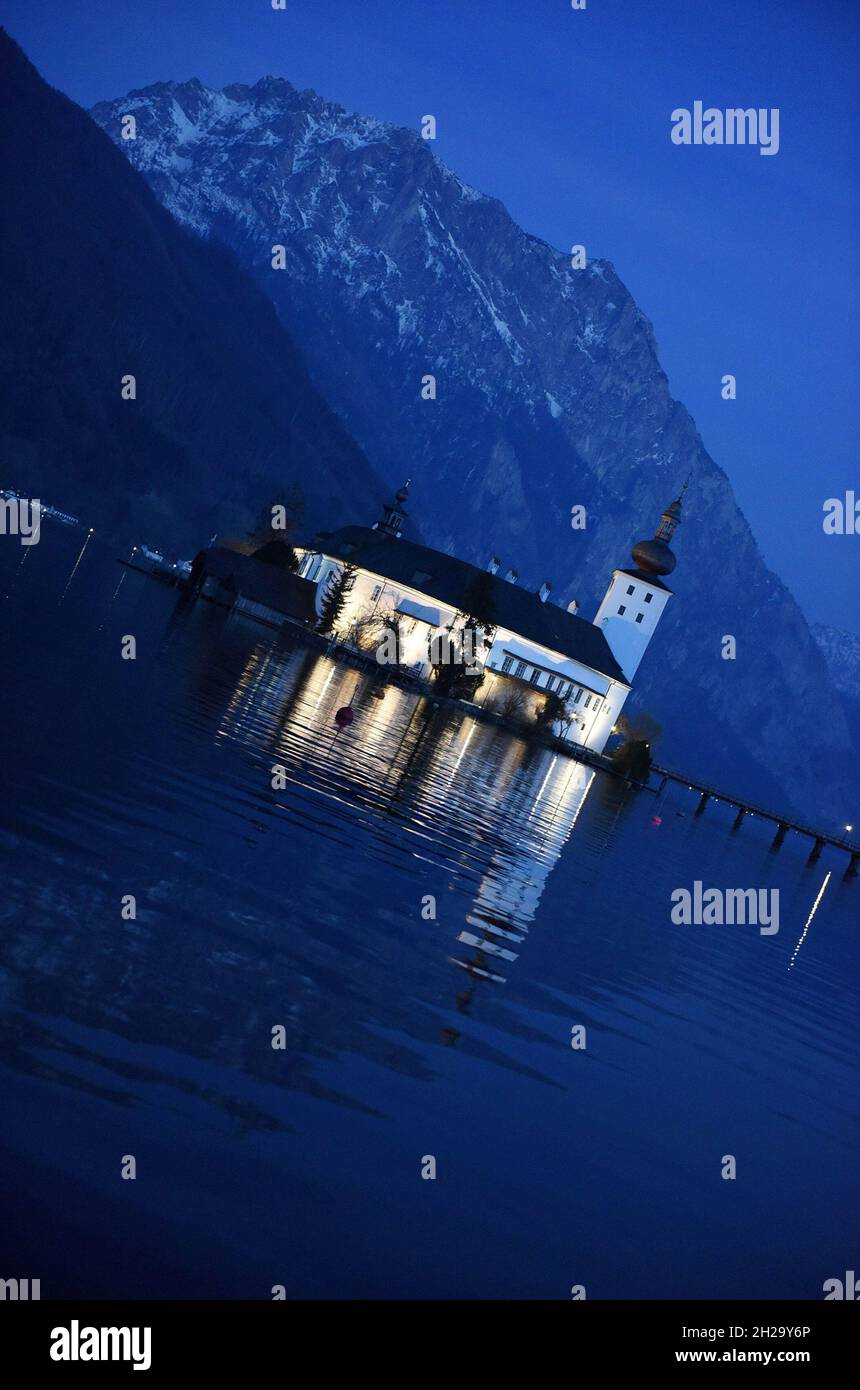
xmin=377 ymin=480 xmax=411 ymax=538
xmin=631 ymin=487 xmax=686 ymax=575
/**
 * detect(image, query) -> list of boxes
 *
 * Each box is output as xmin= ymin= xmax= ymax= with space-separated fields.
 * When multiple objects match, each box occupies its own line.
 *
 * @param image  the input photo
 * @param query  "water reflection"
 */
xmin=0 ymin=594 xmax=613 ymax=1128
xmin=209 ymin=635 xmax=598 ymax=998
xmin=1 ymin=551 xmax=858 ymax=1300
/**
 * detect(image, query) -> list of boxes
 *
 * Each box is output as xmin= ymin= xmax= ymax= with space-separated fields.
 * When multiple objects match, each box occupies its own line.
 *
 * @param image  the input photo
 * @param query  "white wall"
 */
xmin=483 ymin=630 xmax=630 ymax=750
xmin=297 ymin=550 xmax=631 ymax=752
xmin=593 ymin=569 xmax=671 ymax=682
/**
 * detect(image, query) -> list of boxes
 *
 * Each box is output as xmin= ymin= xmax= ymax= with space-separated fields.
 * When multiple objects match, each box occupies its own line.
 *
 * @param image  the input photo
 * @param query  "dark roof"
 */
xmin=312 ymin=527 xmax=628 ymax=683
xmin=618 ymin=567 xmax=673 ymax=593
xmin=199 ymin=547 xmax=317 ymax=624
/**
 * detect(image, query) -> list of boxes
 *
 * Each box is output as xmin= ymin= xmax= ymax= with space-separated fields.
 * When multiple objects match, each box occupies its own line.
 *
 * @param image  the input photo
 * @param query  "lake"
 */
xmin=0 ymin=528 xmax=857 ymax=1299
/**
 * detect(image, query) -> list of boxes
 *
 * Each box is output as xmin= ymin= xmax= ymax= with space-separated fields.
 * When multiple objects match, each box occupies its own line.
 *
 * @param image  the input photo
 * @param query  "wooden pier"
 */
xmin=651 ymin=764 xmax=858 ymax=877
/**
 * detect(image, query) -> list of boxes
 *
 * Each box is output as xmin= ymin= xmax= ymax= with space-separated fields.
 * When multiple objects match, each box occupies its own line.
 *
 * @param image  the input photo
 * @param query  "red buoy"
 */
xmin=335 ymin=706 xmax=355 ymax=728
xmin=651 ymin=815 xmax=662 ymax=826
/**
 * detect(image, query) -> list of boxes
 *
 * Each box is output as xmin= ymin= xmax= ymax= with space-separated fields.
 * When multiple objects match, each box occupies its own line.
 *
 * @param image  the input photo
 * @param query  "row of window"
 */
xmin=498 ymin=654 xmax=604 ymax=713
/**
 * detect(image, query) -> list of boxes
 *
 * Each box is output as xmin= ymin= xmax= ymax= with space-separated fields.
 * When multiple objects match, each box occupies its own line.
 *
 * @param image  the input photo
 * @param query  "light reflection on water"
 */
xmin=0 ymin=533 xmax=857 ymax=1299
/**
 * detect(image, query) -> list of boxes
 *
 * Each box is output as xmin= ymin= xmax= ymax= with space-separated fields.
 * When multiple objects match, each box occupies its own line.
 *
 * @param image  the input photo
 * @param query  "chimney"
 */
xmin=567 ymin=598 xmax=579 ymax=615
xmin=487 ymin=555 xmax=500 ymax=575
xmin=538 ymin=580 xmax=552 ymax=603
xmin=504 ymin=567 xmax=518 ymax=584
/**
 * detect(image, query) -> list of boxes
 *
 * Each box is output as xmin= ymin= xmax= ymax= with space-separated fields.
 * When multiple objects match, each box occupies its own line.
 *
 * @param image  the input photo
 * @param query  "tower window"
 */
xmin=583 ymin=694 xmax=592 ymax=708
xmin=529 ymin=668 xmax=542 ymax=686
xmin=515 ymin=661 xmax=527 ymax=679
xmin=371 ymin=585 xmax=382 ymax=600
xmin=644 ymin=592 xmax=653 ymax=603
xmin=635 ymin=613 xmax=644 ymax=624
xmin=626 ymin=585 xmax=635 ymax=595
xmin=618 ymin=605 xmax=627 ymax=615
xmin=501 ymin=655 xmax=513 ymax=674
xmin=573 ymin=688 xmax=583 ymax=704
xmin=546 ymin=675 xmax=557 ymax=692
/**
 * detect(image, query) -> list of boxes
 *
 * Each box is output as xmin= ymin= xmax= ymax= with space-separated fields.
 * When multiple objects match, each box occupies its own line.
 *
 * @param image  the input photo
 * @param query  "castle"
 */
xmin=296 ymin=482 xmax=685 ymax=752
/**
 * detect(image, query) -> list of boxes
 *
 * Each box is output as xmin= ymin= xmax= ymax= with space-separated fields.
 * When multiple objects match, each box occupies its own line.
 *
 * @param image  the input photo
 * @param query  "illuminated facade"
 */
xmin=297 ymin=483 xmax=684 ymax=753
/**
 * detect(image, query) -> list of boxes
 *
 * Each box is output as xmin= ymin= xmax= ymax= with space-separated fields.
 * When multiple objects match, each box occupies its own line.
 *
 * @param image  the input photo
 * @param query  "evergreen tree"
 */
xmin=534 ymin=690 xmax=571 ymax=736
xmin=432 ymin=570 xmax=497 ymax=697
xmin=317 ymin=563 xmax=357 ymax=634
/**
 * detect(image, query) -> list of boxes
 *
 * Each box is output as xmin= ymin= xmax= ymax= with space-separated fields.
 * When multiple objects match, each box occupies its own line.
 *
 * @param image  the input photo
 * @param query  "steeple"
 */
xmin=592 ymin=482 xmax=689 ymax=683
xmin=631 ymin=481 xmax=687 ymax=576
xmin=375 ymin=479 xmax=411 ymax=538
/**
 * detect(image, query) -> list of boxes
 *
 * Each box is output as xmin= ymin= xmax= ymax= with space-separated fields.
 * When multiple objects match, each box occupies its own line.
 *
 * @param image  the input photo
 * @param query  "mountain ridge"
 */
xmin=85 ymin=70 xmax=860 ymax=820
xmin=0 ymin=30 xmax=386 ymax=551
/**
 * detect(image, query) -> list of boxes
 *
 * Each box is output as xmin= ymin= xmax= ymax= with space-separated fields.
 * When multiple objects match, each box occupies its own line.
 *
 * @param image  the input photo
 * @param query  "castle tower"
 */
xmin=375 ymin=479 xmax=411 ymax=538
xmin=593 ymin=486 xmax=686 ymax=682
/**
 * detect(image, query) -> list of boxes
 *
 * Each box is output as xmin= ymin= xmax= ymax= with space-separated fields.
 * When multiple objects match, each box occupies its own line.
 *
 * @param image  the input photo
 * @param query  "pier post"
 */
xmin=732 ymin=807 xmax=746 ymax=832
xmin=808 ymin=838 xmax=825 ymax=864
xmin=695 ymin=792 xmax=710 ymax=816
xmin=846 ymin=853 xmax=859 ymax=880
xmin=771 ymin=822 xmax=789 ymax=850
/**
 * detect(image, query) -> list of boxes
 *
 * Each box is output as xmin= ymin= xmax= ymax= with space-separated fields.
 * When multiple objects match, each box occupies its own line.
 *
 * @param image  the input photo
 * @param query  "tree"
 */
xmin=432 ymin=572 xmax=497 ymax=698
xmin=456 ymin=571 xmax=497 ymax=656
xmin=317 ymin=563 xmax=357 ymax=635
xmin=347 ymin=606 xmax=400 ymax=661
xmin=491 ymin=687 xmax=529 ymax=724
xmin=610 ymin=738 xmax=652 ymax=781
xmin=533 ymin=690 xmax=572 ymax=737
xmin=615 ymin=710 xmax=662 ymax=748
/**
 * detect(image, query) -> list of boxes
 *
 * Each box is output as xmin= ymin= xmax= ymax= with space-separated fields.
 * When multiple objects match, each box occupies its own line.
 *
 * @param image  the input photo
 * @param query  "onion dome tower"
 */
xmin=375 ymin=479 xmax=411 ymax=538
xmin=593 ymin=481 xmax=688 ymax=683
xmin=630 ymin=484 xmax=686 ymax=576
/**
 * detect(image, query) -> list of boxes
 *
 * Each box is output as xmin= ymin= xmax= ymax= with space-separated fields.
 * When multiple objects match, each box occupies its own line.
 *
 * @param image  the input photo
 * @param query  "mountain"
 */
xmin=0 ymin=32 xmax=386 ymax=552
xmin=812 ymin=623 xmax=860 ymax=699
xmin=813 ymin=623 xmax=860 ymax=750
xmin=87 ymin=73 xmax=856 ymax=818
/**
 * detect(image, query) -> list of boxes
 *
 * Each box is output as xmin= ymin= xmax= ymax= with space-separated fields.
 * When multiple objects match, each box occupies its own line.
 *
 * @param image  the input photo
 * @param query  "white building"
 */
xmin=297 ymin=482 xmax=685 ymax=753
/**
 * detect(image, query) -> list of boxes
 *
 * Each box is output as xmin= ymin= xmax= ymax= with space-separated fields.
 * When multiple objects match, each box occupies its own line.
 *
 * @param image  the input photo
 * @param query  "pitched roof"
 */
xmin=199 ymin=546 xmax=317 ymax=624
xmin=312 ymin=527 xmax=628 ymax=683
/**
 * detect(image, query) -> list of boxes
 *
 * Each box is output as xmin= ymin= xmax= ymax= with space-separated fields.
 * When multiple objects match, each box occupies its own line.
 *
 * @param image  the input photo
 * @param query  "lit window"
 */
xmin=626 ymin=585 xmax=635 ymax=595
xmin=644 ymin=592 xmax=653 ymax=604
xmin=635 ymin=613 xmax=644 ymax=624
xmin=618 ymin=605 xmax=626 ymax=615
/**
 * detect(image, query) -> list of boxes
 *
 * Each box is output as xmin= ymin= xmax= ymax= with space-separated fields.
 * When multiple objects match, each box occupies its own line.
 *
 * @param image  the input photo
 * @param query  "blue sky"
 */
xmin=5 ymin=0 xmax=858 ymax=628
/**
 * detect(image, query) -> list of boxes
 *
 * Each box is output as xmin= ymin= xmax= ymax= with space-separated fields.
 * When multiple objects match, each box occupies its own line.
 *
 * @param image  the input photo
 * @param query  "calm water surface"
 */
xmin=0 ymin=531 xmax=857 ymax=1298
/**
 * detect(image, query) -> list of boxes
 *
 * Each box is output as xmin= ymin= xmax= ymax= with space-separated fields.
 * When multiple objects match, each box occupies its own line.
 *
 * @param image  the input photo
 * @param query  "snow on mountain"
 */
xmin=90 ymin=75 xmax=857 ymax=817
